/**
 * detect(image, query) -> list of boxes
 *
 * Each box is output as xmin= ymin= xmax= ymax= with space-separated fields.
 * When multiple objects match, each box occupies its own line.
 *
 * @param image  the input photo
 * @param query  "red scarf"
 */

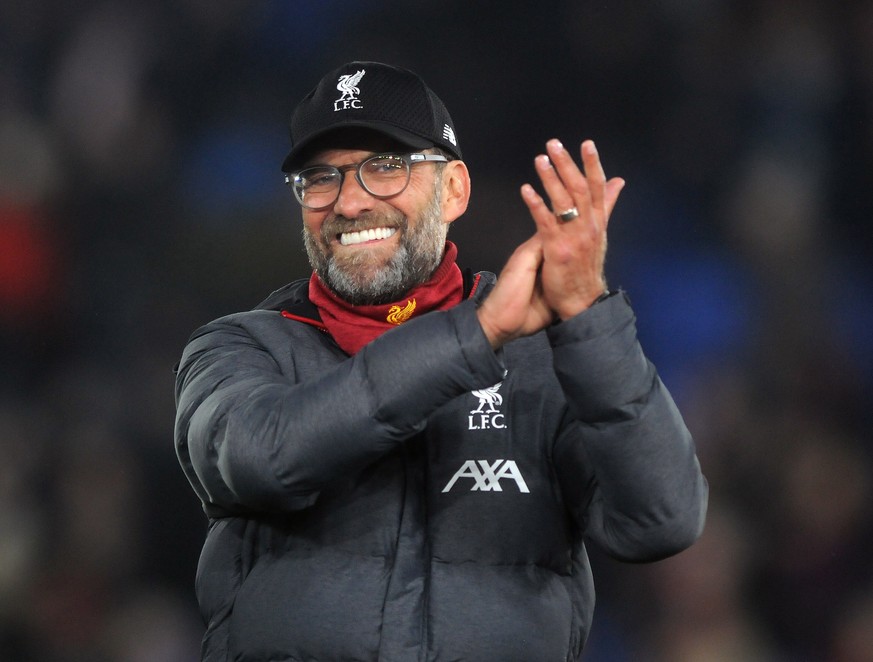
xmin=309 ymin=241 xmax=464 ymax=355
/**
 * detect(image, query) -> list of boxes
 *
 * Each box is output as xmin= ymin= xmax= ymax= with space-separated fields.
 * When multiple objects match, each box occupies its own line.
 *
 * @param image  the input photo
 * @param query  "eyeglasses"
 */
xmin=285 ymin=152 xmax=449 ymax=210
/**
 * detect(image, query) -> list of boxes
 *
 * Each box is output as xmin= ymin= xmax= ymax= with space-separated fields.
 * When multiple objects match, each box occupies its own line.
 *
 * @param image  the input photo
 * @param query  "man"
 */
xmin=174 ymin=61 xmax=707 ymax=661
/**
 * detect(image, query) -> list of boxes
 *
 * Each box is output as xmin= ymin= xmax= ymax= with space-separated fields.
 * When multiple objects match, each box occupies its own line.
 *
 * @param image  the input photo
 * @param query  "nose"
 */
xmin=332 ymin=171 xmax=375 ymax=219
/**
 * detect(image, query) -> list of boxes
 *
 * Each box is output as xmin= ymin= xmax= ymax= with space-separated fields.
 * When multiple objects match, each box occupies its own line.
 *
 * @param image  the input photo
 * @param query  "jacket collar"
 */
xmin=255 ymin=268 xmax=495 ymax=325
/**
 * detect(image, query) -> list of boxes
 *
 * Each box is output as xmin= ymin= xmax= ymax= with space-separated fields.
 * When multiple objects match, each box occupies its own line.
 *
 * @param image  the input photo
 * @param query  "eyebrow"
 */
xmin=301 ymin=151 xmax=383 ymax=169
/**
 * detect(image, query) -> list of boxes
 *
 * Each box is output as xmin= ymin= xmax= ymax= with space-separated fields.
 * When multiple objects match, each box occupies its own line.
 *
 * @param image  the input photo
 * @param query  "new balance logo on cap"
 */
xmin=442 ymin=460 xmax=530 ymax=493
xmin=442 ymin=124 xmax=457 ymax=146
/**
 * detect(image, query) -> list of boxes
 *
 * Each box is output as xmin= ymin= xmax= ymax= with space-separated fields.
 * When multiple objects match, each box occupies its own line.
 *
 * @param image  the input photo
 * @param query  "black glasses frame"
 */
xmin=285 ymin=152 xmax=449 ymax=210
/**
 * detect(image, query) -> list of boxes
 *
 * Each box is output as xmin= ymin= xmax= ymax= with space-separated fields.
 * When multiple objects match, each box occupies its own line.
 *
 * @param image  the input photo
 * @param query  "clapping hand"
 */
xmin=477 ymin=139 xmax=625 ymax=348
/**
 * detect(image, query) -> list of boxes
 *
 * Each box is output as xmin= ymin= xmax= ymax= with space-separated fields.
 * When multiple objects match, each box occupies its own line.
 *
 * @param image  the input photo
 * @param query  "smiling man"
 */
xmin=174 ymin=61 xmax=708 ymax=661
xmin=298 ymin=146 xmax=465 ymax=308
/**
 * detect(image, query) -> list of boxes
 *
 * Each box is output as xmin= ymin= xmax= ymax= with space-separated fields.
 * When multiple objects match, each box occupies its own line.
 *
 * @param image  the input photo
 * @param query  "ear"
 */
xmin=440 ymin=160 xmax=471 ymax=224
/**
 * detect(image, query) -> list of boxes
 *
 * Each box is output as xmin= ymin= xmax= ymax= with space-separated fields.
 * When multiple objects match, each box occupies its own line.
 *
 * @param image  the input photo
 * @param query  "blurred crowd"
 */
xmin=2 ymin=1 xmax=873 ymax=660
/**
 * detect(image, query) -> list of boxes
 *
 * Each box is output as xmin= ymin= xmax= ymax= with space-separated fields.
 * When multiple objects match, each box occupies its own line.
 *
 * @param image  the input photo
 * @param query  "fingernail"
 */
xmin=521 ymin=183 xmax=536 ymax=199
xmin=535 ymin=154 xmax=552 ymax=169
xmin=548 ymin=139 xmax=564 ymax=152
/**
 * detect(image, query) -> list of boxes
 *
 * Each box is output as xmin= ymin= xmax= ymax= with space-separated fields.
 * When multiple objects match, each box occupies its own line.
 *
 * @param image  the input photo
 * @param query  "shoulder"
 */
xmin=253 ymin=278 xmax=311 ymax=312
xmin=189 ymin=278 xmax=317 ymax=343
xmin=179 ymin=278 xmax=323 ymax=364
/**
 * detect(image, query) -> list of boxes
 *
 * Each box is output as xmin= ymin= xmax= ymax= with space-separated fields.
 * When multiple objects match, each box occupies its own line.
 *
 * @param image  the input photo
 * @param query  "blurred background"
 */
xmin=2 ymin=0 xmax=873 ymax=659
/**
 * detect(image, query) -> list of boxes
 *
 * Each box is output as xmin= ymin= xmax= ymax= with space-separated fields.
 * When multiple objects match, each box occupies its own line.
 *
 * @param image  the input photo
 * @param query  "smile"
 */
xmin=339 ymin=227 xmax=398 ymax=246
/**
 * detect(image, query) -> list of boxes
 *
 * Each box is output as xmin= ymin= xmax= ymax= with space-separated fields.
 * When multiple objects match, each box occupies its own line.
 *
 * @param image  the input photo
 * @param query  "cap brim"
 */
xmin=281 ymin=122 xmax=434 ymax=172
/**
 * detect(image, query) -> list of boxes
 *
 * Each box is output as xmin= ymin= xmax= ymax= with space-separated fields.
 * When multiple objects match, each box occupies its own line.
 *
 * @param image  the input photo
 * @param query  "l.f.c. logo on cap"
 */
xmin=334 ymin=69 xmax=366 ymax=111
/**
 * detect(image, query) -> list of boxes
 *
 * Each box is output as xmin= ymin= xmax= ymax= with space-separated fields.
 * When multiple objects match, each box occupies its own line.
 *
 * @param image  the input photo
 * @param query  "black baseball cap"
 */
xmin=281 ymin=61 xmax=462 ymax=172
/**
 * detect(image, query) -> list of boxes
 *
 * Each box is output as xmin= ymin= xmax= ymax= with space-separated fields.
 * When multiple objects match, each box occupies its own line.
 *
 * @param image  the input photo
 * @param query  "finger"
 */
xmin=480 ymin=230 xmax=541 ymax=292
xmin=533 ymin=152 xmax=576 ymax=219
xmin=510 ymin=232 xmax=544 ymax=270
xmin=496 ymin=231 xmax=544 ymax=286
xmin=520 ymin=183 xmax=562 ymax=234
xmin=545 ymin=139 xmax=590 ymax=214
xmin=580 ymin=140 xmax=607 ymax=211
xmin=603 ymin=177 xmax=626 ymax=223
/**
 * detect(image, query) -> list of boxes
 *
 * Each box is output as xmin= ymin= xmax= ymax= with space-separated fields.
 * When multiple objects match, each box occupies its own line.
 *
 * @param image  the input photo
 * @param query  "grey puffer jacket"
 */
xmin=174 ymin=273 xmax=707 ymax=661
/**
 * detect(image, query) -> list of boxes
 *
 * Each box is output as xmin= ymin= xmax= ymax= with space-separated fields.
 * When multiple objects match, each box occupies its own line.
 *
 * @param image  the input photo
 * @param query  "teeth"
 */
xmin=340 ymin=227 xmax=397 ymax=246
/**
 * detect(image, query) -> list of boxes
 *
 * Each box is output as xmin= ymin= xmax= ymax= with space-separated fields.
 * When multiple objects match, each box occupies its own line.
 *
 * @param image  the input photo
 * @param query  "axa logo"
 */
xmin=334 ymin=69 xmax=366 ymax=111
xmin=442 ymin=459 xmax=530 ymax=493
xmin=469 ymin=381 xmax=505 ymax=430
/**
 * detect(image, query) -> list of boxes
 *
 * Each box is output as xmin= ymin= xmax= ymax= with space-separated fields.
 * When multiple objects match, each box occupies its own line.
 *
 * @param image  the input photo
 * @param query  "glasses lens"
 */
xmin=360 ymin=155 xmax=410 ymax=197
xmin=295 ymin=167 xmax=341 ymax=208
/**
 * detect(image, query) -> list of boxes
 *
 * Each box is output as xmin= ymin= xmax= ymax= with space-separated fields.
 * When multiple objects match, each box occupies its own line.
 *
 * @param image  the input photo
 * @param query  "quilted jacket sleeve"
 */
xmin=174 ymin=299 xmax=505 ymax=514
xmin=548 ymin=292 xmax=708 ymax=562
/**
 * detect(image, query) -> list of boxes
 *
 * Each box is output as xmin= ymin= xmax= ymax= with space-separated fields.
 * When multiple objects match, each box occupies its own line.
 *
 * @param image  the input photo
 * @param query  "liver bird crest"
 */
xmin=386 ymin=299 xmax=416 ymax=325
xmin=471 ymin=383 xmax=503 ymax=413
xmin=336 ymin=69 xmax=366 ymax=100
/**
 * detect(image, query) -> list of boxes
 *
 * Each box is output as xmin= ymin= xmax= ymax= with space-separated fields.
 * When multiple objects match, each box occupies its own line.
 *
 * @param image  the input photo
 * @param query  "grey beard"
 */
xmin=303 ymin=187 xmax=448 ymax=306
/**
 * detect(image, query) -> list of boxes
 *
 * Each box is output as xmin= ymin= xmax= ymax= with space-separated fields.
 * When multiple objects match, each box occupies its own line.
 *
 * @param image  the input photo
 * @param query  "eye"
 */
xmin=365 ymin=157 xmax=406 ymax=177
xmin=300 ymin=169 xmax=339 ymax=189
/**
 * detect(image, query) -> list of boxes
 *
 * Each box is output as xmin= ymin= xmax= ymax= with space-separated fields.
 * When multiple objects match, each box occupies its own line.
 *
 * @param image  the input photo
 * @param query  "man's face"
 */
xmin=300 ymin=147 xmax=449 ymax=305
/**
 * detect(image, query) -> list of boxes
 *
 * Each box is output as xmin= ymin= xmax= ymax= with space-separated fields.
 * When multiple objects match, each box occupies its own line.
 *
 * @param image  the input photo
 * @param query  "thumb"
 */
xmin=508 ymin=233 xmax=544 ymax=272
